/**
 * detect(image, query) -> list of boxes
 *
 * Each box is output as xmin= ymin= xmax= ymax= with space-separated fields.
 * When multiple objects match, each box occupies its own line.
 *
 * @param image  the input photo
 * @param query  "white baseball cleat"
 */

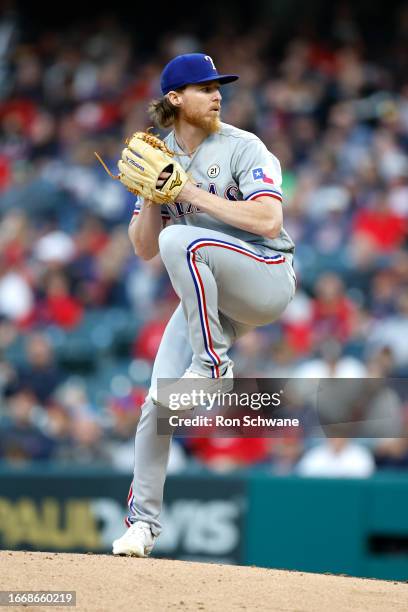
xmin=152 ymin=360 xmax=234 ymax=411
xmin=112 ymin=521 xmax=157 ymax=557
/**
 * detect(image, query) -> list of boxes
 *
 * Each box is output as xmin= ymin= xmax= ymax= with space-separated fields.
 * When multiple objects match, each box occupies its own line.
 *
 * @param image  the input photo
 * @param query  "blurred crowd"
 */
xmin=0 ymin=3 xmax=407 ymax=475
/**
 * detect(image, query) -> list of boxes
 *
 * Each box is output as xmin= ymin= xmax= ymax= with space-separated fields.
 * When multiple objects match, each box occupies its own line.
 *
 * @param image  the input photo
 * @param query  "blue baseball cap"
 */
xmin=160 ymin=53 xmax=239 ymax=96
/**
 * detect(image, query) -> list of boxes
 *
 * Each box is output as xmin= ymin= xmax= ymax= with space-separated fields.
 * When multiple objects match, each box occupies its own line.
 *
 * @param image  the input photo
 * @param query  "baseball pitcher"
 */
xmin=99 ymin=53 xmax=296 ymax=556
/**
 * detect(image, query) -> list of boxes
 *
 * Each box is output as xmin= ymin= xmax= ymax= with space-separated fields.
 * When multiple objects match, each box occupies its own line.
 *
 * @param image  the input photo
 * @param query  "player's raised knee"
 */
xmin=159 ymin=225 xmax=189 ymax=259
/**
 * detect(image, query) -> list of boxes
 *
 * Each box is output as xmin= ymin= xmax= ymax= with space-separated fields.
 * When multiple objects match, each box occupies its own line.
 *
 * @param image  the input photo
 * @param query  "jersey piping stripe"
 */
xmin=186 ymin=238 xmax=286 ymax=378
xmin=187 ymin=237 xmax=287 ymax=264
xmin=245 ymin=189 xmax=282 ymax=202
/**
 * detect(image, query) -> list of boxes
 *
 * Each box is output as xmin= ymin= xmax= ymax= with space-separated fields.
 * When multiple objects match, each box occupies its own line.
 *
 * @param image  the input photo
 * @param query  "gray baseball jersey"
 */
xmin=132 ymin=122 xmax=295 ymax=254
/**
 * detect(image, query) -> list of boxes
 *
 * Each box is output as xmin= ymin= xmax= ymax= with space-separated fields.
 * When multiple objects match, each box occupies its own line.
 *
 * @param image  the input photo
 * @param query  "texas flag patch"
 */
xmin=252 ymin=167 xmax=275 ymax=184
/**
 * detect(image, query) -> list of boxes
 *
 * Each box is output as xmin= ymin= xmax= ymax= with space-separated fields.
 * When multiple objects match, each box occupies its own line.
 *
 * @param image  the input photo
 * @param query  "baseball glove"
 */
xmin=94 ymin=131 xmax=189 ymax=204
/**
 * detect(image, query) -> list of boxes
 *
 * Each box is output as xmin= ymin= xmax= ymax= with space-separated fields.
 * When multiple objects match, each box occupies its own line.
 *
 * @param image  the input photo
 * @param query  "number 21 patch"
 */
xmin=207 ymin=164 xmax=220 ymax=178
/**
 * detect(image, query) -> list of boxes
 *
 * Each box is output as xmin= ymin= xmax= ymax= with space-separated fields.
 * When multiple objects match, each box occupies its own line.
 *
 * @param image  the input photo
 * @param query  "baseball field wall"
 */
xmin=0 ymin=466 xmax=407 ymax=581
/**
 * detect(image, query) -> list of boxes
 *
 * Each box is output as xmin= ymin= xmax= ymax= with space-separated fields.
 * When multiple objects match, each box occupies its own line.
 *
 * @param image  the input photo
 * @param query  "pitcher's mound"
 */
xmin=1 ymin=551 xmax=407 ymax=611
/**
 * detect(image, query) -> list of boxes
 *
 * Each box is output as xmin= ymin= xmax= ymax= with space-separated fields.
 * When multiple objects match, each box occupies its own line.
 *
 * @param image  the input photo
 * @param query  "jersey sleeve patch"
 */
xmin=251 ymin=166 xmax=277 ymax=184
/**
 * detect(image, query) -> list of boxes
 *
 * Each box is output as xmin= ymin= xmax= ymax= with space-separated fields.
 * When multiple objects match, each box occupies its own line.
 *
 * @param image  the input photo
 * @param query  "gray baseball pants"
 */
xmin=126 ymin=225 xmax=296 ymax=535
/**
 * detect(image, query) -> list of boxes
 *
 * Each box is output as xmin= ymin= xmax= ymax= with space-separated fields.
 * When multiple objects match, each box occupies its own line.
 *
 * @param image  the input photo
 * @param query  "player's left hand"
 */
xmin=157 ymin=171 xmax=171 ymax=188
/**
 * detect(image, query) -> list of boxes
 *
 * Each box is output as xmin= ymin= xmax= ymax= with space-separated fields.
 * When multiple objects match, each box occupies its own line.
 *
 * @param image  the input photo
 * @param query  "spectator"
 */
xmin=186 ymin=436 xmax=270 ymax=473
xmin=104 ymin=390 xmax=143 ymax=472
xmin=294 ymin=338 xmax=367 ymax=378
xmin=349 ymin=195 xmax=406 ymax=268
xmin=296 ymin=438 xmax=375 ymax=478
xmin=268 ymin=434 xmax=304 ymax=475
xmin=367 ymin=288 xmax=408 ymax=370
xmin=0 ymin=389 xmax=55 ymax=463
xmin=68 ymin=415 xmax=110 ymax=465
xmin=132 ymin=297 xmax=178 ymax=363
xmin=373 ymin=437 xmax=408 ymax=471
xmin=0 ymin=263 xmax=34 ymax=322
xmin=43 ymin=400 xmax=76 ymax=463
xmin=34 ymin=270 xmax=84 ymax=329
xmin=230 ymin=329 xmax=272 ymax=377
xmin=12 ymin=331 xmax=67 ymax=405
xmin=310 ymin=273 xmax=357 ymax=346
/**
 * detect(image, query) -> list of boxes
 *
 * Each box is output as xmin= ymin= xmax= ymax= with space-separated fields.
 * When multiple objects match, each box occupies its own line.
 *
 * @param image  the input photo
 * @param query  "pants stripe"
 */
xmin=187 ymin=250 xmax=221 ymax=377
xmin=125 ymin=482 xmax=134 ymax=527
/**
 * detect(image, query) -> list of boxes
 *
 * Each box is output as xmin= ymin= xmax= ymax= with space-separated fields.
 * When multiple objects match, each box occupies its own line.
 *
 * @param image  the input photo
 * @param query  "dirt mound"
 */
xmin=1 ymin=551 xmax=407 ymax=611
